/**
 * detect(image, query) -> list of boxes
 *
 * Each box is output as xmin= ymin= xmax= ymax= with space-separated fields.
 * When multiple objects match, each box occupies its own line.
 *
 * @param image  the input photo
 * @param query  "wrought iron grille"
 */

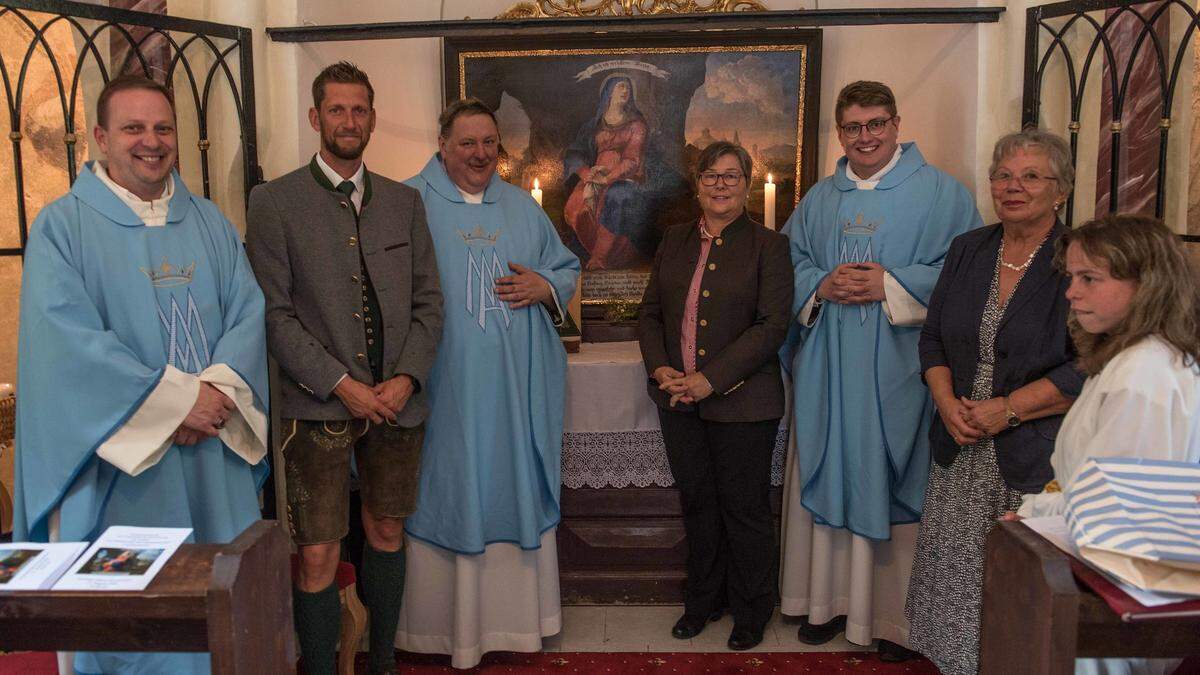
xmin=1022 ymin=0 xmax=1199 ymax=240
xmin=0 ymin=0 xmax=260 ymax=258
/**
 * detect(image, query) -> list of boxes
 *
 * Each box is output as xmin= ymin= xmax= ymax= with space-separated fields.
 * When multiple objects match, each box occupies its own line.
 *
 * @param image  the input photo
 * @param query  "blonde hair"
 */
xmin=1054 ymin=214 xmax=1200 ymax=375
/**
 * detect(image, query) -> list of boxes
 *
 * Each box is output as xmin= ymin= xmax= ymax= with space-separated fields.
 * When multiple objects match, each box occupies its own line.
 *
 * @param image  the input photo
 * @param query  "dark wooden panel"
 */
xmin=266 ymin=8 xmax=1006 ymax=43
xmin=558 ymin=486 xmax=781 ymax=603
xmin=980 ymin=521 xmax=1200 ymax=674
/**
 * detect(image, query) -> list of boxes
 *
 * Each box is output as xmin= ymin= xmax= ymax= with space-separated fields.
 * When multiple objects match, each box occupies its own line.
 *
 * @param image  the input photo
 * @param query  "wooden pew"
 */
xmin=0 ymin=520 xmax=294 ymax=674
xmin=980 ymin=520 xmax=1200 ymax=674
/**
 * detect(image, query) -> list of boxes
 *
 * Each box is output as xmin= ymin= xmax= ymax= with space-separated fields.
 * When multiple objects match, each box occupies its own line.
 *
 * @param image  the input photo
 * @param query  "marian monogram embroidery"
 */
xmin=157 ymin=290 xmax=211 ymax=374
xmin=459 ymin=225 xmax=511 ymax=332
xmin=839 ymin=213 xmax=880 ymax=325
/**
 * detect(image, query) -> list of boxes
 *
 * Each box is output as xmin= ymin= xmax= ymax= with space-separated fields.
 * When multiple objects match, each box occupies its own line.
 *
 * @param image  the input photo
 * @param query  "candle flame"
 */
xmin=533 ymin=177 xmax=540 ymax=190
xmin=767 ymin=173 xmax=774 ymax=184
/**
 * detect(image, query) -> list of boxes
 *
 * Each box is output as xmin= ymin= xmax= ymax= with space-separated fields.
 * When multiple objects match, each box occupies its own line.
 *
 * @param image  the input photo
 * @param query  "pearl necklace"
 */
xmin=999 ymin=233 xmax=1049 ymax=272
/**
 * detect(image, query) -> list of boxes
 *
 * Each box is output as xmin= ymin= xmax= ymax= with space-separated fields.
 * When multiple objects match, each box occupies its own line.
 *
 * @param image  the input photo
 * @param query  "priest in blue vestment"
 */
xmin=13 ymin=76 xmax=268 ymax=675
xmin=396 ymin=99 xmax=579 ymax=669
xmin=778 ymin=81 xmax=981 ymax=658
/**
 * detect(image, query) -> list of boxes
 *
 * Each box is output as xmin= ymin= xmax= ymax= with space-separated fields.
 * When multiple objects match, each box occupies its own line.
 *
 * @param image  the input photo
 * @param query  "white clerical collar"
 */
xmin=93 ymin=162 xmax=173 ymax=227
xmin=457 ymin=186 xmax=485 ymax=204
xmin=314 ymin=152 xmax=365 ymax=209
xmin=845 ymin=145 xmax=903 ymax=190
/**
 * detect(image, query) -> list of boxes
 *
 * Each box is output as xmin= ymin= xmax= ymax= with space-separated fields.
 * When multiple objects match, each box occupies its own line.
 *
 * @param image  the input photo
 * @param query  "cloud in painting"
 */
xmin=700 ymin=55 xmax=784 ymax=118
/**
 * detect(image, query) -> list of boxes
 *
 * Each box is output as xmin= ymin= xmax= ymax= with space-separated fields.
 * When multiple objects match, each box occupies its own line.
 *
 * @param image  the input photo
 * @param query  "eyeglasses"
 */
xmin=699 ymin=172 xmax=744 ymax=187
xmin=989 ymin=171 xmax=1058 ymax=188
xmin=839 ymin=117 xmax=895 ymax=139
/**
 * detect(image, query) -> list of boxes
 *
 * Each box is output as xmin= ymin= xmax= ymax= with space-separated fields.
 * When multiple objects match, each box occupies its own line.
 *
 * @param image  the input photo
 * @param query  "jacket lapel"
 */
xmin=964 ymin=224 xmax=1002 ymax=355
xmin=997 ymin=222 xmax=1066 ymax=333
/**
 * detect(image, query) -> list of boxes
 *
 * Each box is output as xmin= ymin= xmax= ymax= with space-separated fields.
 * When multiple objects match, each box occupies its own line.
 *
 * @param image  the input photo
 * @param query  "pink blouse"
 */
xmin=680 ymin=218 xmax=715 ymax=374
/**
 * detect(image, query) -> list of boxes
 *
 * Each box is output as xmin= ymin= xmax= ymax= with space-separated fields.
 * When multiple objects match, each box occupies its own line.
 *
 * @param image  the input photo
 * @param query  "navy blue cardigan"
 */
xmin=918 ymin=222 xmax=1085 ymax=492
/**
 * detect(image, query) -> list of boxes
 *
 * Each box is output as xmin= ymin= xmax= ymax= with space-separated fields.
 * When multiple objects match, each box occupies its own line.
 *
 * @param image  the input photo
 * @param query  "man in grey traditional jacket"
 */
xmin=245 ymin=61 xmax=443 ymax=675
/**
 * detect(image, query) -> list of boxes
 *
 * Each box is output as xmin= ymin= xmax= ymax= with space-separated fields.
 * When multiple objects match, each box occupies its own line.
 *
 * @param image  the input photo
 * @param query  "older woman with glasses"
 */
xmin=904 ymin=128 xmax=1085 ymax=675
xmin=638 ymin=141 xmax=793 ymax=651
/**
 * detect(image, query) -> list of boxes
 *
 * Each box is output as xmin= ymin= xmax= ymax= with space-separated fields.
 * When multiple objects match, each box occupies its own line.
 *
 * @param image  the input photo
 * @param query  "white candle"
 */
xmin=531 ymin=177 xmax=543 ymax=207
xmin=764 ymin=174 xmax=776 ymax=230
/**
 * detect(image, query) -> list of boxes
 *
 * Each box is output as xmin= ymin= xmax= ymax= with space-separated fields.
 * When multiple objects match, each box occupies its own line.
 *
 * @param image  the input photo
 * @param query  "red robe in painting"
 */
xmin=563 ymin=117 xmax=648 ymax=270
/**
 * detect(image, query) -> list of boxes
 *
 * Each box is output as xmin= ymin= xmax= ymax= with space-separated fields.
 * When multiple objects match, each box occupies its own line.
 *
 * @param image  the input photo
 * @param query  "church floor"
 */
xmin=542 ymin=605 xmax=871 ymax=653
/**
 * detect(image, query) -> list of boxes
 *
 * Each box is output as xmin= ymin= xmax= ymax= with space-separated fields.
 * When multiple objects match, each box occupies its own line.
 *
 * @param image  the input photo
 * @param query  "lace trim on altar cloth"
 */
xmin=560 ymin=428 xmax=788 ymax=489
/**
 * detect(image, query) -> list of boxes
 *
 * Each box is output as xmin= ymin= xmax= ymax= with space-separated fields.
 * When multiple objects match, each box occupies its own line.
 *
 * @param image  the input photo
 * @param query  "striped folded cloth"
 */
xmin=1066 ymin=457 xmax=1200 ymax=596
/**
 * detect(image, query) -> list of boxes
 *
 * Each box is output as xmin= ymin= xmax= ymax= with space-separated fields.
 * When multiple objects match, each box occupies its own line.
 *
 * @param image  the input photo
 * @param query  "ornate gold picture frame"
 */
xmin=444 ymin=29 xmax=821 ymax=317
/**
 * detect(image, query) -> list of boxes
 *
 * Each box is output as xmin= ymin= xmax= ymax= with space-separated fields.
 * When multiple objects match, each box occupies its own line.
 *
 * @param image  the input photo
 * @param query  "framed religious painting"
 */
xmin=444 ymin=30 xmax=822 ymax=338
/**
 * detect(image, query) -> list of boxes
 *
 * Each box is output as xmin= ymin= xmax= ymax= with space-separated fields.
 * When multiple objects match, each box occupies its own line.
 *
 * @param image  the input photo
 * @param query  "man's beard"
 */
xmin=322 ymin=129 xmax=367 ymax=160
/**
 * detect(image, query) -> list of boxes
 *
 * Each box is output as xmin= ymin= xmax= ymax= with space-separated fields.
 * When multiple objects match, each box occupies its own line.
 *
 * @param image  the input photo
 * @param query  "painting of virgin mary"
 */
xmin=562 ymin=75 xmax=684 ymax=270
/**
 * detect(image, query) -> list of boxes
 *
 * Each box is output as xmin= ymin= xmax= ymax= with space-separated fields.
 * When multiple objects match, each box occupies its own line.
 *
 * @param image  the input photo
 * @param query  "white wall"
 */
xmin=179 ymin=0 xmax=989 ymax=197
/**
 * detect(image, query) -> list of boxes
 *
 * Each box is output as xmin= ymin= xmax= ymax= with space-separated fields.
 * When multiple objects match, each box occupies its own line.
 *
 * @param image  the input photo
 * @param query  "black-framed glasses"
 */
xmin=839 ymin=116 xmax=895 ymax=139
xmin=989 ymin=171 xmax=1058 ymax=188
xmin=699 ymin=171 xmax=744 ymax=187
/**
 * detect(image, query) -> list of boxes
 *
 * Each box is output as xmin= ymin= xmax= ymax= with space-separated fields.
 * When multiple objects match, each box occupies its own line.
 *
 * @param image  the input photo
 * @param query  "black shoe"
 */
xmin=671 ymin=609 xmax=723 ymax=639
xmin=727 ymin=625 xmax=764 ymax=651
xmin=878 ymin=639 xmax=920 ymax=662
xmin=796 ymin=614 xmax=846 ymax=645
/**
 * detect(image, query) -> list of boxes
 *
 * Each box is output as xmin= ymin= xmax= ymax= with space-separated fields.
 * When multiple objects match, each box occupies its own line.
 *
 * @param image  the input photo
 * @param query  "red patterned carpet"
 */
xmin=373 ymin=650 xmax=941 ymax=673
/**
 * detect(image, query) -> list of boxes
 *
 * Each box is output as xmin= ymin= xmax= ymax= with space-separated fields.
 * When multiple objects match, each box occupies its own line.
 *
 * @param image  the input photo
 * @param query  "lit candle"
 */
xmin=763 ymin=173 xmax=776 ymax=230
xmin=531 ymin=177 xmax=543 ymax=207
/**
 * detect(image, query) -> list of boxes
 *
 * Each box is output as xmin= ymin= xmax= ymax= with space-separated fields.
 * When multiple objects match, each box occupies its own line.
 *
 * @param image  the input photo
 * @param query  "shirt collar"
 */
xmin=314 ymin=152 xmax=365 ymax=195
xmin=457 ymin=186 xmax=485 ymax=204
xmin=845 ymin=145 xmax=903 ymax=190
xmin=92 ymin=161 xmax=173 ymax=226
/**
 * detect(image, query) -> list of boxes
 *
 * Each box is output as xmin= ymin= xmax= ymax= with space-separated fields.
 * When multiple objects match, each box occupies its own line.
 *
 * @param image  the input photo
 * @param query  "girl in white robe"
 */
xmin=1017 ymin=213 xmax=1200 ymax=675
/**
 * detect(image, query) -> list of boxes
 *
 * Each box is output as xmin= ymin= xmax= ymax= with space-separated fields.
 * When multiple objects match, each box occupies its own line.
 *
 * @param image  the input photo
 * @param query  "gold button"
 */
xmin=698 ymin=348 xmax=706 ymax=356
xmin=715 ymin=238 xmax=723 ymax=246
xmin=367 ymin=328 xmax=373 ymax=334
xmin=353 ymin=313 xmax=361 ymax=321
xmin=339 ymin=202 xmax=349 ymax=209
xmin=356 ymin=353 xmax=366 ymax=361
xmin=699 ymin=319 xmax=708 ymax=327
xmin=351 ymin=274 xmax=359 ymax=283
xmin=702 ymin=290 xmax=710 ymax=298
xmin=708 ymin=263 xmax=716 ymax=271
xmin=367 ymin=339 xmax=375 ymax=345
xmin=365 ymin=317 xmax=372 ymax=323
xmin=349 ymin=236 xmax=358 ymax=246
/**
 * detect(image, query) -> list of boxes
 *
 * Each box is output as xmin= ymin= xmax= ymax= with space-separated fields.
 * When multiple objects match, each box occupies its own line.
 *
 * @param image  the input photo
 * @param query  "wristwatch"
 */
xmin=1004 ymin=397 xmax=1022 ymax=428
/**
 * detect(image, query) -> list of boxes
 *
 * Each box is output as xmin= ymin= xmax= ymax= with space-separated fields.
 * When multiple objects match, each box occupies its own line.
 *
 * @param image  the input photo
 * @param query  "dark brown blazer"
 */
xmin=638 ymin=213 xmax=794 ymax=422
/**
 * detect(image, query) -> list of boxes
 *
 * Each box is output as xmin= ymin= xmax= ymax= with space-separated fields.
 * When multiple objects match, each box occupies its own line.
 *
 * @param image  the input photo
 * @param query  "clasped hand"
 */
xmin=653 ymin=366 xmax=714 ymax=407
xmin=334 ymin=375 xmax=416 ymax=425
xmin=174 ymin=382 xmax=235 ymax=445
xmin=937 ymin=395 xmax=1010 ymax=446
xmin=817 ymin=262 xmax=886 ymax=304
xmin=496 ymin=262 xmax=552 ymax=309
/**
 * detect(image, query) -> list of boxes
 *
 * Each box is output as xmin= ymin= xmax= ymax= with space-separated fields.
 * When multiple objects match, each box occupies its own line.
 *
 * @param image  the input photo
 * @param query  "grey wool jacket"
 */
xmin=245 ymin=160 xmax=443 ymax=425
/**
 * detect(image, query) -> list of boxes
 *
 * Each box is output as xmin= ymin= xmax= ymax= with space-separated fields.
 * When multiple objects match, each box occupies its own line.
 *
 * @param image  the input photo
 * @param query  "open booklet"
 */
xmin=52 ymin=526 xmax=192 ymax=592
xmin=0 ymin=542 xmax=91 ymax=591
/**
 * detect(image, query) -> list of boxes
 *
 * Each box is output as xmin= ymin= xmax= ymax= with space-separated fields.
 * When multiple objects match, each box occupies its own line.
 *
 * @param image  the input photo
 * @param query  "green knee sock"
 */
xmin=362 ymin=545 xmax=405 ymax=672
xmin=293 ymin=582 xmax=340 ymax=675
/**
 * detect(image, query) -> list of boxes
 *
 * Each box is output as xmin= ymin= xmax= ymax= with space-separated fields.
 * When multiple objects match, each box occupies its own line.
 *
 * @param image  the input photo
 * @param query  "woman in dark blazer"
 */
xmin=638 ymin=141 xmax=793 ymax=651
xmin=904 ymin=129 xmax=1085 ymax=675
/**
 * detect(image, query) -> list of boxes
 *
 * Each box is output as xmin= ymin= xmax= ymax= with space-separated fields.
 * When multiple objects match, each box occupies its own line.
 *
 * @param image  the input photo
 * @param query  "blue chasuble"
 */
xmin=783 ymin=143 xmax=981 ymax=541
xmin=403 ymin=156 xmax=580 ymax=555
xmin=13 ymin=164 xmax=268 ymax=675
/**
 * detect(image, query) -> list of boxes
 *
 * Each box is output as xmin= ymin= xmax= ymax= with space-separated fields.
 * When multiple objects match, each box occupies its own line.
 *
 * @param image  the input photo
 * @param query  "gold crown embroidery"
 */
xmin=140 ymin=258 xmax=196 ymax=287
xmin=458 ymin=225 xmax=501 ymax=246
xmin=842 ymin=212 xmax=879 ymax=236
